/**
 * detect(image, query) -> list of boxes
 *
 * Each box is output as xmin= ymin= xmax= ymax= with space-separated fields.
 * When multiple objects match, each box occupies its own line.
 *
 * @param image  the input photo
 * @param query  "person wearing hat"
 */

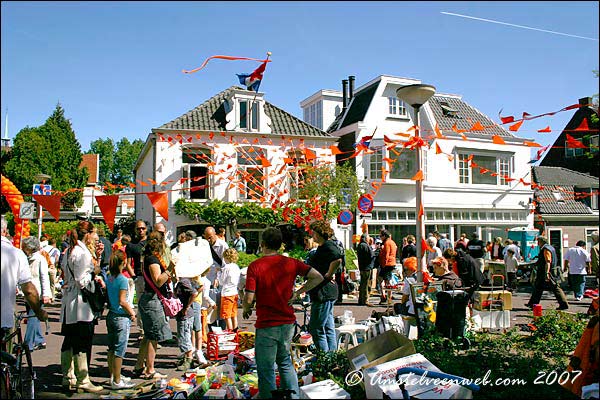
xmin=526 ymin=236 xmax=568 ymax=310
xmin=356 ymin=233 xmax=374 ymax=305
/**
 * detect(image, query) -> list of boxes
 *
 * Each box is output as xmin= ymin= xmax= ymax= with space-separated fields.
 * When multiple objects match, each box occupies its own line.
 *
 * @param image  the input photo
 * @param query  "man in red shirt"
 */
xmin=378 ymin=229 xmax=398 ymax=305
xmin=243 ymin=227 xmax=323 ymax=399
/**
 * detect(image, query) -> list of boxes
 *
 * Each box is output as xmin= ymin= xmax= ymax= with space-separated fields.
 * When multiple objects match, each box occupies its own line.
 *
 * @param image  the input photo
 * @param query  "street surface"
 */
xmin=23 ymin=284 xmax=592 ymax=399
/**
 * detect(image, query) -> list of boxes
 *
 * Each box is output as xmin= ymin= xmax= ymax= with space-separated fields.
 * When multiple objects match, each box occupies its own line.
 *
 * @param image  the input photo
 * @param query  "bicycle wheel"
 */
xmin=21 ymin=346 xmax=35 ymax=399
xmin=0 ymin=365 xmax=11 ymax=399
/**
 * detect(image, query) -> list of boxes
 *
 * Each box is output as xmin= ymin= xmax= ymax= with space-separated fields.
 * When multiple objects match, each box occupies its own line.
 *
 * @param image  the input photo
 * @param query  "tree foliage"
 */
xmin=4 ymin=104 xmax=88 ymax=209
xmin=86 ymin=137 xmax=144 ymax=190
xmin=174 ymin=199 xmax=283 ymax=227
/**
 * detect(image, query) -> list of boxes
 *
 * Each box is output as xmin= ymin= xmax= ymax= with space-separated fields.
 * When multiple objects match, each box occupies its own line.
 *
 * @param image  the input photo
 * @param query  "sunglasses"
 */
xmin=137 ymin=227 xmax=147 ymax=230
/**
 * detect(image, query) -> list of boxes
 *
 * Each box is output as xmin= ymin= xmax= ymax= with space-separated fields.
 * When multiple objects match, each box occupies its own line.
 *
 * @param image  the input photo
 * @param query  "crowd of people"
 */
xmin=2 ymin=214 xmax=599 ymax=398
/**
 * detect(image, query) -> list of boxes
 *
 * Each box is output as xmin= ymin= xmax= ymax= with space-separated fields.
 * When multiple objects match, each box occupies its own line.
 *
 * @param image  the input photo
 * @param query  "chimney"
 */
xmin=342 ymin=79 xmax=348 ymax=109
xmin=579 ymin=97 xmax=593 ymax=106
xmin=348 ymin=76 xmax=355 ymax=101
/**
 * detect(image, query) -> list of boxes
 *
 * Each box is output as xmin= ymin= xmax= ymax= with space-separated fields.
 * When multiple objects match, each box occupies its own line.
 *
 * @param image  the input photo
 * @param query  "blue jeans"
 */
xmin=107 ymin=311 xmax=131 ymax=358
xmin=177 ymin=316 xmax=194 ymax=353
xmin=24 ymin=306 xmax=45 ymax=351
xmin=569 ymin=274 xmax=586 ymax=298
xmin=309 ymin=300 xmax=337 ymax=352
xmin=255 ymin=324 xmax=299 ymax=399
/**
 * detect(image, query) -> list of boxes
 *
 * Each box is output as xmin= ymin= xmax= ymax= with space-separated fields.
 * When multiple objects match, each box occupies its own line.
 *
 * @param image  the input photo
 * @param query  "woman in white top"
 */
xmin=426 ymin=237 xmax=443 ymax=272
xmin=21 ymin=237 xmax=51 ymax=351
xmin=59 ymin=221 xmax=104 ymax=393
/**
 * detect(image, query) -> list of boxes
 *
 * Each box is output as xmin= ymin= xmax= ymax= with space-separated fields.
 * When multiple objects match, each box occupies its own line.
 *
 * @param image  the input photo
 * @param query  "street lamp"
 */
xmin=396 ymin=84 xmax=436 ymax=282
xmin=34 ymin=173 xmax=51 ymax=240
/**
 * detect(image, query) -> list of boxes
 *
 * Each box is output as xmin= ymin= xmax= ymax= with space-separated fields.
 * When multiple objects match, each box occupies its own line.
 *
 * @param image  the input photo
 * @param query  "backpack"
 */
xmin=333 ymin=239 xmax=346 ymax=273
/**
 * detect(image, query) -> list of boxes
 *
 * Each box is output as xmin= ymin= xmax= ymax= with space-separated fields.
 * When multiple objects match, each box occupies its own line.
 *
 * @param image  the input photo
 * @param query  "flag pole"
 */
xmin=251 ymin=51 xmax=271 ymax=103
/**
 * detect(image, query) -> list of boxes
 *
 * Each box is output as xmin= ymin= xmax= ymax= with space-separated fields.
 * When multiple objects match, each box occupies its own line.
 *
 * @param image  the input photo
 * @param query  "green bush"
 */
xmin=237 ymin=252 xmax=259 ymax=268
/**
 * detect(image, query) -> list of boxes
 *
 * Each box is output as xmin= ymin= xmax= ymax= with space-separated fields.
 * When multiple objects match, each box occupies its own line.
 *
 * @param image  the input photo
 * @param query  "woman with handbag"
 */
xmin=132 ymin=231 xmax=173 ymax=380
xmin=59 ymin=221 xmax=103 ymax=393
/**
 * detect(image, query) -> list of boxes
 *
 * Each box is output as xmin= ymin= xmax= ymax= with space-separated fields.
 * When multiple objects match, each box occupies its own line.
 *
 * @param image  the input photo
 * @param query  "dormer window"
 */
xmin=239 ymin=100 xmax=259 ymax=131
xmin=388 ymin=97 xmax=407 ymax=117
xmin=440 ymin=102 xmax=460 ymax=118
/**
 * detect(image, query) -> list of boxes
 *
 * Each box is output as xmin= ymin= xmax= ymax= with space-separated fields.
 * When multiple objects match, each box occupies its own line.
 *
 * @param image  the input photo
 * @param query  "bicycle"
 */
xmin=0 ymin=311 xmax=47 ymax=399
xmin=290 ymin=297 xmax=316 ymax=372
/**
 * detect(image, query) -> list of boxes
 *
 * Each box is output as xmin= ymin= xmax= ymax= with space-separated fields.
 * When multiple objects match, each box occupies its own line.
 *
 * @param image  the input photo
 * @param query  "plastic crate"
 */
xmin=207 ymin=331 xmax=239 ymax=361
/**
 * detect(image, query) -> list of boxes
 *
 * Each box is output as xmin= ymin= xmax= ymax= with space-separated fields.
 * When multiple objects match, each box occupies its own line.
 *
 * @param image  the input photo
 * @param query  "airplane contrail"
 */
xmin=441 ymin=11 xmax=599 ymax=41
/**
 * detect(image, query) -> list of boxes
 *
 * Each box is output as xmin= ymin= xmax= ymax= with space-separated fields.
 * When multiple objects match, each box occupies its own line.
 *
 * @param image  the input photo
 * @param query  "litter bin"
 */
xmin=435 ymin=290 xmax=470 ymax=339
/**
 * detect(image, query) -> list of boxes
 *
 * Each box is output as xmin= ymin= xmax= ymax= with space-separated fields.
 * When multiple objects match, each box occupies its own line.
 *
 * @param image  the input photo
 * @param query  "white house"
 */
xmin=301 ymin=75 xmax=535 ymax=244
xmin=134 ymin=86 xmax=339 ymax=249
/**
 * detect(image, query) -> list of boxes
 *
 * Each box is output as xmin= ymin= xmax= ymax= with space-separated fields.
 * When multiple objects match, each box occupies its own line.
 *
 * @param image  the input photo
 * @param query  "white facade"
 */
xmin=300 ymin=89 xmax=344 ymax=131
xmin=302 ymin=75 xmax=535 ymax=244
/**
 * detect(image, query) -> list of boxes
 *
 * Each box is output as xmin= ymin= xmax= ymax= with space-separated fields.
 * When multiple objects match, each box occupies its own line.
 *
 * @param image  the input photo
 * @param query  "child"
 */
xmin=174 ymin=276 xmax=198 ymax=372
xmin=106 ymin=250 xmax=135 ymax=389
xmin=193 ymin=268 xmax=215 ymax=365
xmin=504 ymin=248 xmax=518 ymax=291
xmin=218 ymin=248 xmax=241 ymax=332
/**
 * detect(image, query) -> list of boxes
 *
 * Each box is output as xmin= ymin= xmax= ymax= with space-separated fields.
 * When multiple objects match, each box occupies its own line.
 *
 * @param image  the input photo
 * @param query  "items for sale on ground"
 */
xmin=299 ymin=379 xmax=350 ymax=399
xmin=473 ymin=290 xmax=513 ymax=311
xmin=207 ymin=330 xmax=239 ymax=360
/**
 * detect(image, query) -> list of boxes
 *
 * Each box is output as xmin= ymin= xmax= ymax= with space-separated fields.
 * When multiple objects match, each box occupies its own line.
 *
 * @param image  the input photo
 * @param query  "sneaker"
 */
xmin=176 ymin=358 xmax=193 ymax=371
xmin=111 ymin=375 xmax=131 ymax=383
xmin=111 ymin=379 xmax=135 ymax=390
xmin=196 ymin=350 xmax=208 ymax=366
xmin=556 ymin=304 xmax=569 ymax=311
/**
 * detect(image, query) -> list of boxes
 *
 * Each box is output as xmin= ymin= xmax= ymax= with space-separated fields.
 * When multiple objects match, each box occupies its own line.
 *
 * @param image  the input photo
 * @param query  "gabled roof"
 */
xmin=532 ymin=166 xmax=598 ymax=215
xmin=157 ymin=86 xmax=331 ymax=138
xmin=326 ymin=76 xmax=522 ymax=140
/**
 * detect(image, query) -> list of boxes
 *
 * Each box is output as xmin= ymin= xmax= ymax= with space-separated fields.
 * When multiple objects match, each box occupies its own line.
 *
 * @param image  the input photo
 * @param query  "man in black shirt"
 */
xmin=356 ymin=234 xmax=374 ymax=305
xmin=401 ymin=235 xmax=417 ymax=264
xmin=467 ymin=232 xmax=486 ymax=276
xmin=127 ymin=220 xmax=148 ymax=339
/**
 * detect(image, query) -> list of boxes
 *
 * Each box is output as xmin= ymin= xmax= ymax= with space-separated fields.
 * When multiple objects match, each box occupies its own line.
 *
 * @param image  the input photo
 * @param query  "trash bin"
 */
xmin=435 ymin=290 xmax=469 ymax=339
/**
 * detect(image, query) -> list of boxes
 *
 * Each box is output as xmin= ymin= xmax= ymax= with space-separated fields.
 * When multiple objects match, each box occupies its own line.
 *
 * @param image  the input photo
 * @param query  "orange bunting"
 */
xmin=434 ymin=123 xmax=446 ymax=139
xmin=411 ymin=170 xmax=424 ymax=181
xmin=146 ymin=191 xmax=169 ymax=221
xmin=491 ymin=135 xmax=506 ymax=145
xmin=329 ymin=145 xmax=342 ymax=155
xmin=470 ymin=121 xmax=485 ymax=131
xmin=260 ymin=157 xmax=272 ymax=167
xmin=452 ymin=123 xmax=467 ymax=134
xmin=304 ymin=148 xmax=316 ymax=162
xmin=33 ymin=194 xmax=62 ymax=222
xmin=95 ymin=195 xmax=119 ymax=232
xmin=509 ymin=120 xmax=524 ymax=132
xmin=566 ymin=134 xmax=587 ymax=149
xmin=524 ymin=141 xmax=542 ymax=147
xmin=435 ymin=143 xmax=443 ymax=154
xmin=537 ymin=126 xmax=552 ymax=133
xmin=575 ymin=118 xmax=589 ymax=131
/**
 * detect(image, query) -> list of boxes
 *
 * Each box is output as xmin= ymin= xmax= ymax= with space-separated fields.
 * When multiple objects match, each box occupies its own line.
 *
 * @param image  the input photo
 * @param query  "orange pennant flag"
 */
xmin=418 ymin=204 xmax=424 ymax=221
xmin=260 ymin=157 xmax=272 ymax=167
xmin=575 ymin=118 xmax=589 ymax=131
xmin=524 ymin=141 xmax=542 ymax=147
xmin=304 ymin=148 xmax=316 ymax=162
xmin=329 ymin=145 xmax=342 ymax=155
xmin=537 ymin=126 xmax=552 ymax=133
xmin=33 ymin=194 xmax=62 ymax=222
xmin=509 ymin=120 xmax=524 ymax=132
xmin=435 ymin=143 xmax=443 ymax=154
xmin=434 ymin=123 xmax=446 ymax=139
xmin=492 ymin=135 xmax=506 ymax=145
xmin=411 ymin=170 xmax=424 ymax=181
xmin=470 ymin=121 xmax=485 ymax=131
xmin=95 ymin=195 xmax=119 ymax=232
xmin=146 ymin=191 xmax=169 ymax=221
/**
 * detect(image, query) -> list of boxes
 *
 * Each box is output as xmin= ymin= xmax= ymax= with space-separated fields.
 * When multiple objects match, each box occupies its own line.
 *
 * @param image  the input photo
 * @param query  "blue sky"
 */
xmin=1 ymin=1 xmax=598 ymax=153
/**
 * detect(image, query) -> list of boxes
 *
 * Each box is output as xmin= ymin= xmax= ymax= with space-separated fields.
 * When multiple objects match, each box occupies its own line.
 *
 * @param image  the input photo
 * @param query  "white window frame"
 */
xmin=369 ymin=146 xmax=383 ymax=180
xmin=181 ymin=146 xmax=212 ymax=200
xmin=457 ymin=152 xmax=512 ymax=186
xmin=287 ymin=150 xmax=310 ymax=200
xmin=237 ymin=147 xmax=266 ymax=200
xmin=388 ymin=97 xmax=407 ymax=117
xmin=239 ymin=99 xmax=260 ymax=131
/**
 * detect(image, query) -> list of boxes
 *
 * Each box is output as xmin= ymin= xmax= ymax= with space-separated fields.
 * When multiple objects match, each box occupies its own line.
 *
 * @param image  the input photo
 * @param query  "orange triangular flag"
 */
xmin=411 ymin=170 xmax=424 ymax=181
xmin=435 ymin=143 xmax=443 ymax=154
xmin=434 ymin=123 xmax=446 ymax=139
xmin=537 ymin=126 xmax=552 ymax=133
xmin=146 ymin=191 xmax=169 ymax=221
xmin=575 ymin=118 xmax=589 ymax=131
xmin=509 ymin=120 xmax=524 ymax=132
xmin=470 ymin=121 xmax=485 ymax=131
xmin=524 ymin=141 xmax=542 ymax=147
xmin=95 ymin=195 xmax=119 ymax=232
xmin=304 ymin=148 xmax=316 ymax=162
xmin=329 ymin=145 xmax=342 ymax=155
xmin=418 ymin=204 xmax=424 ymax=221
xmin=492 ymin=135 xmax=506 ymax=145
xmin=260 ymin=157 xmax=272 ymax=167
xmin=33 ymin=194 xmax=62 ymax=222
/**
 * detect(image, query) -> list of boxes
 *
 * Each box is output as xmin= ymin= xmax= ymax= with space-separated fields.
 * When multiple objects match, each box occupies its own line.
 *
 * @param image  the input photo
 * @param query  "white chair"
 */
xmin=335 ymin=324 xmax=370 ymax=350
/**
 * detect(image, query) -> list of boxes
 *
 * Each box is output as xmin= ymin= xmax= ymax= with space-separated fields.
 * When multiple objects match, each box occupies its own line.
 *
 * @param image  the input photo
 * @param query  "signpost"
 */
xmin=19 ymin=202 xmax=36 ymax=220
xmin=32 ymin=184 xmax=52 ymax=196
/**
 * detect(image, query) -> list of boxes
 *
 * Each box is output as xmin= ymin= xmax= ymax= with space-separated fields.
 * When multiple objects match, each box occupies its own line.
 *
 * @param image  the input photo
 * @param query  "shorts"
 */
xmin=380 ymin=266 xmax=395 ymax=281
xmin=139 ymin=292 xmax=173 ymax=343
xmin=107 ymin=311 xmax=131 ymax=358
xmin=176 ymin=316 xmax=194 ymax=353
xmin=192 ymin=302 xmax=202 ymax=331
xmin=220 ymin=295 xmax=238 ymax=319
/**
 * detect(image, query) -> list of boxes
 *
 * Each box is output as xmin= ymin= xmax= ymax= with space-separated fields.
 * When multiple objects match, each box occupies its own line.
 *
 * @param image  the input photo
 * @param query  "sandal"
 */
xmin=131 ymin=368 xmax=145 ymax=378
xmin=143 ymin=371 xmax=167 ymax=380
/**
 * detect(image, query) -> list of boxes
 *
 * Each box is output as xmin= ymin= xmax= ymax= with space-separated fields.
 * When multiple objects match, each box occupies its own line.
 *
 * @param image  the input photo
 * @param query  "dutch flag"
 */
xmin=236 ymin=61 xmax=268 ymax=92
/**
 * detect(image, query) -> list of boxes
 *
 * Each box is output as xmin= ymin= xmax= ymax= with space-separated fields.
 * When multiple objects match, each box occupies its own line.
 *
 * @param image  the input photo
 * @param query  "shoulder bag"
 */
xmin=142 ymin=263 xmax=183 ymax=318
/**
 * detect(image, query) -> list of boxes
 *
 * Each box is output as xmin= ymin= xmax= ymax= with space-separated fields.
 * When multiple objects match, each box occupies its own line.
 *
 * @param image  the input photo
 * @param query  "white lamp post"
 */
xmin=396 ymin=84 xmax=436 ymax=282
xmin=34 ymin=173 xmax=51 ymax=240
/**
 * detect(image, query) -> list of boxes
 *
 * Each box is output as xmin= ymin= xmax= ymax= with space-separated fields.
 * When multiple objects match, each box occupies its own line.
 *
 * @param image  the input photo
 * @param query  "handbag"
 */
xmin=315 ymin=280 xmax=338 ymax=302
xmin=142 ymin=263 xmax=183 ymax=318
xmin=65 ymin=249 xmax=106 ymax=314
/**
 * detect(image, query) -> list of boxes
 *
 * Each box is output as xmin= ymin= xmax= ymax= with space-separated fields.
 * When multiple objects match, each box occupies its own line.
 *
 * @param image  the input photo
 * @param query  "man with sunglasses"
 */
xmin=127 ymin=220 xmax=148 ymax=339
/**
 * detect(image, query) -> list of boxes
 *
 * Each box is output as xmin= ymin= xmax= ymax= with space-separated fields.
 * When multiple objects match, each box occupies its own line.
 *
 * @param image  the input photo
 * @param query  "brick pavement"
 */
xmin=27 ymin=283 xmax=593 ymax=399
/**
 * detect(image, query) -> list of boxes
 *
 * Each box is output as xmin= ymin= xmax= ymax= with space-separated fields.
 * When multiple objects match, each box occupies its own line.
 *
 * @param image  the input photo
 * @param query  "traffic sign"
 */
xmin=357 ymin=194 xmax=374 ymax=214
xmin=337 ymin=210 xmax=354 ymax=225
xmin=19 ymin=202 xmax=36 ymax=219
xmin=32 ymin=184 xmax=52 ymax=196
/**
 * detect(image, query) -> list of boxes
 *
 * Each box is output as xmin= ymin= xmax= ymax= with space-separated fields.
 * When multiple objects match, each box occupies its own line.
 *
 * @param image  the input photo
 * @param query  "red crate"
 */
xmin=207 ymin=331 xmax=239 ymax=360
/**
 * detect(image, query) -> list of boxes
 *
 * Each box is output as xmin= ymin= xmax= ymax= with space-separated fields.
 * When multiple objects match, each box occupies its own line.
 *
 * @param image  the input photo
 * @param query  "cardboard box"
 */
xmin=363 ymin=353 xmax=472 ymax=399
xmin=345 ymin=330 xmax=416 ymax=371
xmin=473 ymin=290 xmax=512 ymax=311
xmin=299 ymin=379 xmax=350 ymax=399
xmin=472 ymin=310 xmax=511 ymax=331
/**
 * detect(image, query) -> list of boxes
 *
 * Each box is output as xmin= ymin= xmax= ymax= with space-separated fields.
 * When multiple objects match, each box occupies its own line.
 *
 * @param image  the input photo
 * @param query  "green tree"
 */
xmin=86 ymin=137 xmax=143 ymax=189
xmin=4 ymin=104 xmax=88 ymax=209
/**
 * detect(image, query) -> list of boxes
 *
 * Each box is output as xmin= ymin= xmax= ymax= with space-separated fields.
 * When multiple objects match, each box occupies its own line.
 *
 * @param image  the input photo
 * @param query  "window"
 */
xmin=369 ymin=147 xmax=383 ymax=179
xmin=458 ymin=153 xmax=512 ymax=185
xmin=287 ymin=150 xmax=309 ymax=199
xmin=182 ymin=147 xmax=211 ymax=200
xmin=590 ymin=135 xmax=599 ymax=154
xmin=237 ymin=147 xmax=266 ymax=200
xmin=389 ymin=149 xmax=417 ymax=179
xmin=388 ymin=97 xmax=407 ymax=117
xmin=576 ymin=187 xmax=599 ymax=210
xmin=552 ymin=191 xmax=564 ymax=202
xmin=239 ymin=100 xmax=259 ymax=131
xmin=304 ymin=101 xmax=323 ymax=129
